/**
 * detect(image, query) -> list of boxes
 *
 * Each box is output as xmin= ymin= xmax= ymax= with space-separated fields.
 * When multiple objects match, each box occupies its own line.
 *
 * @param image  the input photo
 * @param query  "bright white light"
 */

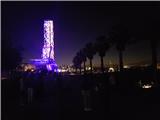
xmin=86 ymin=67 xmax=91 ymax=70
xmin=124 ymin=65 xmax=130 ymax=68
xmin=61 ymin=69 xmax=67 ymax=72
xmin=142 ymin=84 xmax=152 ymax=89
xmin=57 ymin=68 xmax=67 ymax=73
xmin=108 ymin=67 xmax=115 ymax=72
xmin=57 ymin=69 xmax=61 ymax=72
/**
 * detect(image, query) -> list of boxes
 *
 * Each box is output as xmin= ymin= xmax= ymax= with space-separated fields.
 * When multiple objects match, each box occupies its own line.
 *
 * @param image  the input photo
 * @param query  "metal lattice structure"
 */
xmin=30 ymin=20 xmax=58 ymax=71
xmin=42 ymin=20 xmax=54 ymax=60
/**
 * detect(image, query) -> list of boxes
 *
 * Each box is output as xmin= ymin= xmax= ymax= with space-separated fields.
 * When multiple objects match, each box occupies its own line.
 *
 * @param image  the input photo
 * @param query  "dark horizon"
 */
xmin=2 ymin=1 xmax=160 ymax=66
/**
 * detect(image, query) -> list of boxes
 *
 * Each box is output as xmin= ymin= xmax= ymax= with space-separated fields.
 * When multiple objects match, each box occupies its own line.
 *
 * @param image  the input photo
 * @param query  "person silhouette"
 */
xmin=81 ymin=73 xmax=93 ymax=111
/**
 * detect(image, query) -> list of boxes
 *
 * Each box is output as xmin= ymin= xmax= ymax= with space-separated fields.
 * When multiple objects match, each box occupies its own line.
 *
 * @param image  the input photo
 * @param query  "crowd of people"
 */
xmin=3 ymin=68 xmax=159 ymax=112
xmin=4 ymin=69 xmax=119 ymax=109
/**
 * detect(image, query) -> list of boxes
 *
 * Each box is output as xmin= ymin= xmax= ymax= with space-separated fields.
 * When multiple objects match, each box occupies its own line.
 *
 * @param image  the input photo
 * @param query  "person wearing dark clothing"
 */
xmin=81 ymin=73 xmax=94 ymax=111
xmin=36 ymin=71 xmax=46 ymax=99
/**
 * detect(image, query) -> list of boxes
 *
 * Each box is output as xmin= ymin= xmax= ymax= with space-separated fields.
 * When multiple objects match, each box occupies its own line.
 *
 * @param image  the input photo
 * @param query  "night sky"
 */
xmin=2 ymin=1 xmax=160 ymax=66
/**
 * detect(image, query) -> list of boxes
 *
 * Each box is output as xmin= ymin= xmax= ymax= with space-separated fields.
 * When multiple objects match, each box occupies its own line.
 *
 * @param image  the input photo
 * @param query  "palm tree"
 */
xmin=109 ymin=24 xmax=131 ymax=72
xmin=141 ymin=21 xmax=158 ymax=72
xmin=76 ymin=51 xmax=83 ymax=74
xmin=80 ymin=48 xmax=87 ymax=73
xmin=95 ymin=36 xmax=110 ymax=73
xmin=85 ymin=42 xmax=96 ymax=73
xmin=2 ymin=34 xmax=22 ymax=71
xmin=73 ymin=51 xmax=84 ymax=74
xmin=132 ymin=18 xmax=160 ymax=83
xmin=72 ymin=55 xmax=79 ymax=73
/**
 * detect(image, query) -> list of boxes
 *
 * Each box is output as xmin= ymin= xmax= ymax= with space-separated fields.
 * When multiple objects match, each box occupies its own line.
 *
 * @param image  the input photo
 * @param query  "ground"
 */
xmin=2 ymin=74 xmax=160 ymax=120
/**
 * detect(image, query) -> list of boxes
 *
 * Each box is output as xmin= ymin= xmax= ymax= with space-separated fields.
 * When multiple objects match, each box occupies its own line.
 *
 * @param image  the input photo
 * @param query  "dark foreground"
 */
xmin=2 ymin=71 xmax=160 ymax=120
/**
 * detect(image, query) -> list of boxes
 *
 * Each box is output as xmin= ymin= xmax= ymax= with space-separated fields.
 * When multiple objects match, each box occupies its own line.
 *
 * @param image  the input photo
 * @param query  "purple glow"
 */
xmin=42 ymin=20 xmax=54 ymax=60
xmin=30 ymin=20 xmax=58 ymax=72
xmin=46 ymin=64 xmax=52 ymax=71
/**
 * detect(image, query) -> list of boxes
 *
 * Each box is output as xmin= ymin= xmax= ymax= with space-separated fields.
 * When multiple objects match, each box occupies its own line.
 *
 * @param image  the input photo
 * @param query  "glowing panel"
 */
xmin=46 ymin=64 xmax=52 ymax=71
xmin=42 ymin=20 xmax=54 ymax=60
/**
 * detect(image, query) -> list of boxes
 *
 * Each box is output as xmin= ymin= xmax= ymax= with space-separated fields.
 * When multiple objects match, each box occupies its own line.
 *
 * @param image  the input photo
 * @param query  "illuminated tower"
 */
xmin=42 ymin=20 xmax=54 ymax=60
xmin=30 ymin=20 xmax=58 ymax=71
xmin=42 ymin=20 xmax=58 ymax=71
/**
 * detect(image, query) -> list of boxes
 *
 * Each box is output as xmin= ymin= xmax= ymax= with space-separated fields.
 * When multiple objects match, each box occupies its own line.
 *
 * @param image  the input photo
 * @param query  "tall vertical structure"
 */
xmin=42 ymin=20 xmax=54 ymax=60
xmin=30 ymin=20 xmax=58 ymax=71
xmin=42 ymin=20 xmax=58 ymax=71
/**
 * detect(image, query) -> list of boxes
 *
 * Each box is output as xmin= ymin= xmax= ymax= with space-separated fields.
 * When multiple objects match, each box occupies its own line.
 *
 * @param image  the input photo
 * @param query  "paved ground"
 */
xmin=2 ymin=75 xmax=160 ymax=120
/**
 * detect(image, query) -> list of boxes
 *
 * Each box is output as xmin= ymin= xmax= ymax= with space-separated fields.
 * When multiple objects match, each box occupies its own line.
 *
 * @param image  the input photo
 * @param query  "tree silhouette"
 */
xmin=72 ymin=55 xmax=79 ymax=73
xmin=72 ymin=51 xmax=83 ymax=74
xmin=132 ymin=18 xmax=160 ymax=83
xmin=85 ymin=42 xmax=96 ymax=73
xmin=95 ymin=36 xmax=110 ymax=73
xmin=76 ymin=51 xmax=83 ymax=74
xmin=109 ymin=24 xmax=131 ymax=72
xmin=80 ymin=48 xmax=87 ymax=74
xmin=2 ymin=35 xmax=22 ymax=71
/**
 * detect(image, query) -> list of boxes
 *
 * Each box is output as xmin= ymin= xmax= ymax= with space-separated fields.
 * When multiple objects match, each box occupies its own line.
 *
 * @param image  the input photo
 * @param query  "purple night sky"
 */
xmin=2 ymin=2 xmax=160 ymax=66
